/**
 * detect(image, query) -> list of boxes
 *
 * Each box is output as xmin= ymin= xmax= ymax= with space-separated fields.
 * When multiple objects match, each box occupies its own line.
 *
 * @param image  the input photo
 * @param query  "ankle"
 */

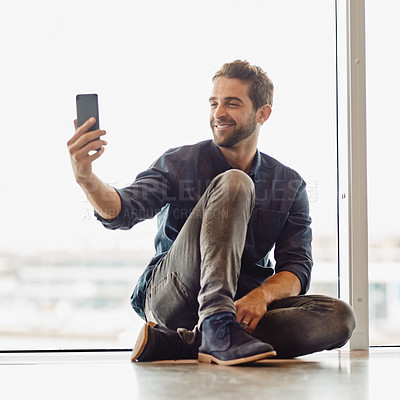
xmin=201 ymin=312 xmax=235 ymax=331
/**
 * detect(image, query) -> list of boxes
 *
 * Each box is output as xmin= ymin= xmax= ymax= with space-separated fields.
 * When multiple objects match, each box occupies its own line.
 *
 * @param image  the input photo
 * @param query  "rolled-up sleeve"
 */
xmin=95 ymin=166 xmax=171 ymax=231
xmin=274 ymin=180 xmax=313 ymax=294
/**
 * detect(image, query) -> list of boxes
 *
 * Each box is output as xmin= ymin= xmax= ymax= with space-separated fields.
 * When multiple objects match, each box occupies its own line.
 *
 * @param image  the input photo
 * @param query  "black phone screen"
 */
xmin=76 ymin=94 xmax=100 ymax=131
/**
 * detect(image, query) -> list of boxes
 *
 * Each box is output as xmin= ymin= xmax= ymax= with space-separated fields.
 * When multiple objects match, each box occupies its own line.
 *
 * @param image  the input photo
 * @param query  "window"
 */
xmin=0 ymin=0 xmax=339 ymax=349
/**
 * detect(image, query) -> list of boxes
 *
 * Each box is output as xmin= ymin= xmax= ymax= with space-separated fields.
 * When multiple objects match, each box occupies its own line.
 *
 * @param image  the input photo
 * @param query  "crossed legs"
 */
xmin=142 ymin=170 xmax=355 ymax=359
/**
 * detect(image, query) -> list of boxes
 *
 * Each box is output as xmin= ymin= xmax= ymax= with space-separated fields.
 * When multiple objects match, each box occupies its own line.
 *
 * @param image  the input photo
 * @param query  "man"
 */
xmin=68 ymin=60 xmax=356 ymax=366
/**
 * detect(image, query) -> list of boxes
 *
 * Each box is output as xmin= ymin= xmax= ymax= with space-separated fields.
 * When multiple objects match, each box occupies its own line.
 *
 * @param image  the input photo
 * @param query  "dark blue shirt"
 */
xmin=96 ymin=140 xmax=313 ymax=320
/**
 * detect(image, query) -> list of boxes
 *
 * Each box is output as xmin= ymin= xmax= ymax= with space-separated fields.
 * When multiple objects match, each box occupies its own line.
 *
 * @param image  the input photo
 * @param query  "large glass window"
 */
xmin=366 ymin=0 xmax=400 ymax=346
xmin=0 ymin=0 xmax=338 ymax=349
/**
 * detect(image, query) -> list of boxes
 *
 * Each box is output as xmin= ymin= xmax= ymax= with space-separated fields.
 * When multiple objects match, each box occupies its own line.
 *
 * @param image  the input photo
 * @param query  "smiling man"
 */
xmin=210 ymin=78 xmax=264 ymax=150
xmin=68 ymin=60 xmax=355 ymax=365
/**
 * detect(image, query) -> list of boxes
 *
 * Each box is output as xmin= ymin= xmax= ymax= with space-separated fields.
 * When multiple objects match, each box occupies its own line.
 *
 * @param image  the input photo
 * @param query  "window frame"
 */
xmin=344 ymin=0 xmax=369 ymax=350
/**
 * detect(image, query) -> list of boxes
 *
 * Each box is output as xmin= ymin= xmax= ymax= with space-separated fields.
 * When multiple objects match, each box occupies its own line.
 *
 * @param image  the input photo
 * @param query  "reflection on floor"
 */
xmin=0 ymin=348 xmax=398 ymax=399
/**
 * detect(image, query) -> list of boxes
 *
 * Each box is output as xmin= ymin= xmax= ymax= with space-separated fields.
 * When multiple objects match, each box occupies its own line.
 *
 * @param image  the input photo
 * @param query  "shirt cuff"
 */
xmin=93 ymin=188 xmax=128 ymax=230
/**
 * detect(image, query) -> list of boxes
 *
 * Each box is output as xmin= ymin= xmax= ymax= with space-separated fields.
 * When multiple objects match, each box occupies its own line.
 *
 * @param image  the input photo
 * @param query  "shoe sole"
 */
xmin=131 ymin=321 xmax=157 ymax=362
xmin=198 ymin=350 xmax=277 ymax=366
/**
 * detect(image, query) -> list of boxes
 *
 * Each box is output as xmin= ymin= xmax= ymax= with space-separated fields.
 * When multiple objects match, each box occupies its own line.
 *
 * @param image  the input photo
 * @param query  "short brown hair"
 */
xmin=212 ymin=60 xmax=274 ymax=109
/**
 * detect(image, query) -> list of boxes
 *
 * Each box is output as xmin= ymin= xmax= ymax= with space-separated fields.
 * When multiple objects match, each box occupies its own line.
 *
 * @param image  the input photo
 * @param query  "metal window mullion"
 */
xmin=347 ymin=0 xmax=369 ymax=350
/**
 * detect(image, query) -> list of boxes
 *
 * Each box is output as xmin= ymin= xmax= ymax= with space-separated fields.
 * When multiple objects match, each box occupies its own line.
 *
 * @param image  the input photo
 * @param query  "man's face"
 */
xmin=209 ymin=77 xmax=258 ymax=148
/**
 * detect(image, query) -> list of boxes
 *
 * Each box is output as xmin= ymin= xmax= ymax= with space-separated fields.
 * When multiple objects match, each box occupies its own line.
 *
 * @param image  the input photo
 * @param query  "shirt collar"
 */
xmin=248 ymin=149 xmax=261 ymax=181
xmin=209 ymin=140 xmax=261 ymax=181
xmin=209 ymin=140 xmax=233 ymax=173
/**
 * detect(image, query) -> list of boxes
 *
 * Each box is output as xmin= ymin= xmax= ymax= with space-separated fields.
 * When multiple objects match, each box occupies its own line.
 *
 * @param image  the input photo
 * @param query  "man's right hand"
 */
xmin=66 ymin=118 xmax=120 ymax=220
xmin=67 ymin=117 xmax=107 ymax=185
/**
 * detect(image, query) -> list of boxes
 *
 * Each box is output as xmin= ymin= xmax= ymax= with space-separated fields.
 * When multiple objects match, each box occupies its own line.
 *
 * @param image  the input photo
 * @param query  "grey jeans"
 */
xmin=144 ymin=170 xmax=356 ymax=358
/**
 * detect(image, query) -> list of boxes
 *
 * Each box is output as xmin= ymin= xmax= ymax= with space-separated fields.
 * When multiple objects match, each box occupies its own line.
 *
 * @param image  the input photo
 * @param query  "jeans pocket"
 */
xmin=147 ymin=272 xmax=198 ymax=330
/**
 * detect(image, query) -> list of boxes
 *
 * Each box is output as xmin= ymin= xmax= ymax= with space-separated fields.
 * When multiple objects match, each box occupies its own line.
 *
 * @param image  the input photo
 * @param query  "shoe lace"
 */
xmin=215 ymin=320 xmax=247 ymax=340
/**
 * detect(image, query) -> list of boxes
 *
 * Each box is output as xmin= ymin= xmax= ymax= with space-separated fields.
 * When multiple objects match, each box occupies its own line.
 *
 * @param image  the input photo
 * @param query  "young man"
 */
xmin=68 ymin=60 xmax=355 ymax=365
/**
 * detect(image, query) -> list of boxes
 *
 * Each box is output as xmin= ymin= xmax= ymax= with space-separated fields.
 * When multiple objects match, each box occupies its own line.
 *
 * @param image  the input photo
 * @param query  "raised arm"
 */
xmin=67 ymin=117 xmax=121 ymax=220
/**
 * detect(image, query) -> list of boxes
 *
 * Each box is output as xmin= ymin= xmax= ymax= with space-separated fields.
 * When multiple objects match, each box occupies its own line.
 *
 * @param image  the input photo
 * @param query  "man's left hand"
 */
xmin=234 ymin=271 xmax=302 ymax=334
xmin=234 ymin=287 xmax=268 ymax=333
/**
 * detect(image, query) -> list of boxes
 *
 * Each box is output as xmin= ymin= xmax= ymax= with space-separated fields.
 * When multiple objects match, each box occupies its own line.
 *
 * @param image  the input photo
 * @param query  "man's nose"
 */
xmin=213 ymin=104 xmax=227 ymax=120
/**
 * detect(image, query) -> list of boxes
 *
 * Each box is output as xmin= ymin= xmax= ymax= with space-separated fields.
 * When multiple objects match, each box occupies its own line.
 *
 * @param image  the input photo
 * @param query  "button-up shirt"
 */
xmin=95 ymin=140 xmax=313 ymax=320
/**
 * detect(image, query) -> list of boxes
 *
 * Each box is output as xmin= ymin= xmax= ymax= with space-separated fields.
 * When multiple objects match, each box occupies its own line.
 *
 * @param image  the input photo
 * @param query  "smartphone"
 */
xmin=76 ymin=93 xmax=100 ymax=131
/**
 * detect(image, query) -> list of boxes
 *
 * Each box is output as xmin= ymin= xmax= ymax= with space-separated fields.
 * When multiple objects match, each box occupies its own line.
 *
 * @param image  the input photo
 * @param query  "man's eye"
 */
xmin=227 ymin=102 xmax=238 ymax=107
xmin=210 ymin=103 xmax=217 ymax=108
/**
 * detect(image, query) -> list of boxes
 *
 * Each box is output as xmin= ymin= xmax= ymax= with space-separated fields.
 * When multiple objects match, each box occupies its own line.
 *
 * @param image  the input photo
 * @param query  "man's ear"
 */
xmin=258 ymin=104 xmax=272 ymax=125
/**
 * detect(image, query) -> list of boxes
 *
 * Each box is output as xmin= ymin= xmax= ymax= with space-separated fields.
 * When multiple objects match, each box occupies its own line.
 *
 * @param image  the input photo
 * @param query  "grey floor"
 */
xmin=1 ymin=348 xmax=398 ymax=399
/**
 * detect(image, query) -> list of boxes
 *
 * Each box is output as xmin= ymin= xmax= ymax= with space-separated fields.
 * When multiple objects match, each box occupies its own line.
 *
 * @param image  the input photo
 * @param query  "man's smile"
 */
xmin=214 ymin=122 xmax=235 ymax=130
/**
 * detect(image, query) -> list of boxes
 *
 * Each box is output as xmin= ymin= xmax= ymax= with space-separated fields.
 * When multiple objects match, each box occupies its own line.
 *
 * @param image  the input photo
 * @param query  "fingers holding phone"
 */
xmin=67 ymin=94 xmax=107 ymax=184
xmin=72 ymin=117 xmax=107 ymax=155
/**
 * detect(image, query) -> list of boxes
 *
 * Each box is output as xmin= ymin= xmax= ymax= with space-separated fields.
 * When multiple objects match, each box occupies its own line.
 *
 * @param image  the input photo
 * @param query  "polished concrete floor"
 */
xmin=0 ymin=348 xmax=398 ymax=399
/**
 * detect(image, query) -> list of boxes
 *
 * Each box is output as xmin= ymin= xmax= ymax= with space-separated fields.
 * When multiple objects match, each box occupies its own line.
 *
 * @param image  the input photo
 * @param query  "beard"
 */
xmin=211 ymin=113 xmax=258 ymax=148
